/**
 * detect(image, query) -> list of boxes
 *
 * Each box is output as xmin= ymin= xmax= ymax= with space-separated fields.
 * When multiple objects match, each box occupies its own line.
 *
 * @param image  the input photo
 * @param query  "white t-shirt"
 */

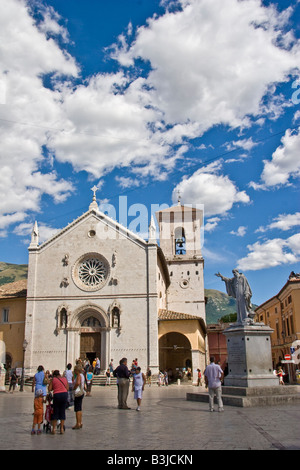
xmin=204 ymin=362 xmax=223 ymax=388
xmin=65 ymin=369 xmax=73 ymax=383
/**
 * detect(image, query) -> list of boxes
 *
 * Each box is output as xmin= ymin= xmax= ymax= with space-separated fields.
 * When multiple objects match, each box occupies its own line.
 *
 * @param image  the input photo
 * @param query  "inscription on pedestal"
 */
xmin=227 ymin=338 xmax=246 ymax=371
xmin=224 ymin=324 xmax=279 ymax=387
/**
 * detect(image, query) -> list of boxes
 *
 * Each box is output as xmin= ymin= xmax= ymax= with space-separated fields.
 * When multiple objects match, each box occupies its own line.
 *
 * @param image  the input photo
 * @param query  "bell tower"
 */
xmin=155 ymin=200 xmax=205 ymax=320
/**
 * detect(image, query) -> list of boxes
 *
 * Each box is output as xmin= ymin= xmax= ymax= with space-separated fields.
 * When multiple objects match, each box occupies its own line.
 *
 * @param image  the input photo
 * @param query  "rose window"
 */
xmin=72 ymin=253 xmax=110 ymax=291
xmin=79 ymin=258 xmax=107 ymax=286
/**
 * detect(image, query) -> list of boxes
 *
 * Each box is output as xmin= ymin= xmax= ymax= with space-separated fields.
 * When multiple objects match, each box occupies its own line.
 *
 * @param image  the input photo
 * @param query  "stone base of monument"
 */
xmin=187 ymin=322 xmax=300 ymax=407
xmin=187 ymin=385 xmax=300 ymax=407
xmin=223 ymin=322 xmax=280 ymax=387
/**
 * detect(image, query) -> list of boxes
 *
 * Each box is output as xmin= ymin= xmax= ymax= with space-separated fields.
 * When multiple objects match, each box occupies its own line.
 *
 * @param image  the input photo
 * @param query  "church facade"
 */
xmin=23 ymin=195 xmax=207 ymax=382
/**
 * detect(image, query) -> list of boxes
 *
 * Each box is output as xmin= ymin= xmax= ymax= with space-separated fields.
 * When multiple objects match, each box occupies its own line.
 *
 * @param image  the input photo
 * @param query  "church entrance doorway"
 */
xmin=80 ymin=315 xmax=102 ymax=363
xmin=159 ymin=332 xmax=192 ymax=382
xmin=80 ymin=332 xmax=101 ymax=363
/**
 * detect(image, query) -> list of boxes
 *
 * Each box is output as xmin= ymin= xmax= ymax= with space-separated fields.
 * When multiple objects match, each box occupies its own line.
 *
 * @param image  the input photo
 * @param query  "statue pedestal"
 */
xmin=223 ymin=322 xmax=279 ymax=387
xmin=0 ymin=366 xmax=6 ymax=392
xmin=186 ymin=322 xmax=300 ymax=407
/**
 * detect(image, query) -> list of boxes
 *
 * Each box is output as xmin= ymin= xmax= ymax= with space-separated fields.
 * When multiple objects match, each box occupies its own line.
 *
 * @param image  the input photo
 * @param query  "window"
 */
xmin=290 ymin=315 xmax=295 ymax=335
xmin=72 ymin=252 xmax=110 ymax=292
xmin=276 ymin=321 xmax=280 ymax=340
xmin=2 ymin=308 xmax=9 ymax=323
xmin=60 ymin=308 xmax=67 ymax=328
xmin=286 ymin=318 xmax=290 ymax=336
xmin=174 ymin=227 xmax=186 ymax=255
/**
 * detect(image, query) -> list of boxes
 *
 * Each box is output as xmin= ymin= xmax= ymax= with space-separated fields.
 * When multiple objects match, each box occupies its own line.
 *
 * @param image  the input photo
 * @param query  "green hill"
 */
xmin=205 ymin=288 xmax=237 ymax=324
xmin=0 ymin=262 xmax=28 ymax=286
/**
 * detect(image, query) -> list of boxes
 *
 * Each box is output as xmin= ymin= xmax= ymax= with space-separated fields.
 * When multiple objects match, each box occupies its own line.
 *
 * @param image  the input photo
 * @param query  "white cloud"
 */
xmin=0 ymin=0 xmax=78 ymax=230
xmin=230 ymin=226 xmax=247 ymax=237
xmin=48 ymin=73 xmax=182 ymax=179
xmin=113 ymin=0 xmax=300 ymax=127
xmin=256 ymin=212 xmax=300 ymax=233
xmin=261 ymin=128 xmax=300 ymax=186
xmin=172 ymin=163 xmax=250 ymax=216
xmin=237 ymin=233 xmax=300 ymax=271
xmin=204 ymin=217 xmax=221 ymax=232
xmin=13 ymin=221 xmax=60 ymax=244
xmin=115 ymin=176 xmax=141 ymax=189
xmin=225 ymin=138 xmax=258 ymax=152
xmin=1 ymin=0 xmax=300 ymax=234
xmin=250 ymin=128 xmax=300 ymax=189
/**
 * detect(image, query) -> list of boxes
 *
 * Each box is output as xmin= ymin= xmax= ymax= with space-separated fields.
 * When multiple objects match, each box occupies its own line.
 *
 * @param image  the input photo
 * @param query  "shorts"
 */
xmin=134 ymin=388 xmax=143 ymax=400
xmin=74 ymin=394 xmax=84 ymax=412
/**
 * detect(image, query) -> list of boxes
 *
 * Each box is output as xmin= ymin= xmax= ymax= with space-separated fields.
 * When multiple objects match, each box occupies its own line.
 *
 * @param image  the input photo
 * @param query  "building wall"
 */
xmin=255 ymin=275 xmax=300 ymax=382
xmin=206 ymin=323 xmax=229 ymax=371
xmin=156 ymin=204 xmax=206 ymax=320
xmin=166 ymin=258 xmax=205 ymax=318
xmin=158 ymin=319 xmax=207 ymax=382
xmin=24 ymin=211 xmax=159 ymax=375
xmin=0 ymin=296 xmax=26 ymax=369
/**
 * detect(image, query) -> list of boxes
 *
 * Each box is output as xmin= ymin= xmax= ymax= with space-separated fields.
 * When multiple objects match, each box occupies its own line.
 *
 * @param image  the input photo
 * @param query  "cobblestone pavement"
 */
xmin=0 ymin=384 xmax=299 ymax=451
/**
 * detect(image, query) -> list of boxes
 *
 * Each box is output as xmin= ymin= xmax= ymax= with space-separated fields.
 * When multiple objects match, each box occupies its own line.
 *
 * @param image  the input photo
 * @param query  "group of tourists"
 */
xmin=31 ymin=362 xmax=87 ymax=435
xmin=27 ymin=354 xmax=230 ymax=434
xmin=113 ymin=357 xmax=146 ymax=411
xmin=29 ymin=356 xmax=149 ymax=434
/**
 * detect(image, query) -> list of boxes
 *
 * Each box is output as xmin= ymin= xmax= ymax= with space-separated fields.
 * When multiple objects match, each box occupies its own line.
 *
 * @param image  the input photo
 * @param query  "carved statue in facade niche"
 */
xmin=62 ymin=254 xmax=69 ymax=266
xmin=60 ymin=277 xmax=69 ymax=288
xmin=112 ymin=308 xmax=120 ymax=328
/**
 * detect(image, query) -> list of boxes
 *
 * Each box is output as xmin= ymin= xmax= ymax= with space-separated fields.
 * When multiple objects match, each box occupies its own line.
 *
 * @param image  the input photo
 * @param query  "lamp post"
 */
xmin=20 ymin=339 xmax=28 ymax=392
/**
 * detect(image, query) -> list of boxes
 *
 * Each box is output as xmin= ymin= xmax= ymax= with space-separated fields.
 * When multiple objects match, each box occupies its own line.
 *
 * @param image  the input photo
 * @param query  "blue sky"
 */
xmin=0 ymin=0 xmax=300 ymax=306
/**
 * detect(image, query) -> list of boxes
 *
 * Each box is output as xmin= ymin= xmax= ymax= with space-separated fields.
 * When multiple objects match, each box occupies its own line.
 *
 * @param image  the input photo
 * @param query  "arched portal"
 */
xmin=70 ymin=304 xmax=109 ymax=369
xmin=80 ymin=315 xmax=102 ymax=364
xmin=159 ymin=332 xmax=192 ymax=377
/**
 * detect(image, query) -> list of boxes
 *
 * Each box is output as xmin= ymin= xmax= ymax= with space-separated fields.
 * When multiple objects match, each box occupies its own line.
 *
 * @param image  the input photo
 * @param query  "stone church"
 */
xmin=24 ymin=192 xmax=207 ymax=382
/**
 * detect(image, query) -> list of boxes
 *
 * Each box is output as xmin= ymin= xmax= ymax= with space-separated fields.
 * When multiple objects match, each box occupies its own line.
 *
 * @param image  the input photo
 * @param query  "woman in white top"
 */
xmin=132 ymin=367 xmax=146 ymax=411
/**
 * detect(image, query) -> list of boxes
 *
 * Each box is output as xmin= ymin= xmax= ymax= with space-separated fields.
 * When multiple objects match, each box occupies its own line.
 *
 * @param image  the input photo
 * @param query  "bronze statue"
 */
xmin=215 ymin=269 xmax=255 ymax=324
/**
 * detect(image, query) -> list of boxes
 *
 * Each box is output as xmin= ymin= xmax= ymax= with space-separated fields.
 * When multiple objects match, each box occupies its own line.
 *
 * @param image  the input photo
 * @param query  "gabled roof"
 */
xmin=158 ymin=309 xmax=199 ymax=320
xmin=36 ymin=207 xmax=151 ymax=251
xmin=158 ymin=308 xmax=207 ymax=333
xmin=0 ymin=279 xmax=27 ymax=299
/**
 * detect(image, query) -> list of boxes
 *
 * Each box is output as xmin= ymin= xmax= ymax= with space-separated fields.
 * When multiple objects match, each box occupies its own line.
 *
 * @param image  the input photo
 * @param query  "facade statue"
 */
xmin=215 ymin=269 xmax=255 ymax=324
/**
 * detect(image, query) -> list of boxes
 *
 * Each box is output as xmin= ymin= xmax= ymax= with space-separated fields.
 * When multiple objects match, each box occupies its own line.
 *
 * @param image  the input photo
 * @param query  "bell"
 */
xmin=176 ymin=238 xmax=184 ymax=248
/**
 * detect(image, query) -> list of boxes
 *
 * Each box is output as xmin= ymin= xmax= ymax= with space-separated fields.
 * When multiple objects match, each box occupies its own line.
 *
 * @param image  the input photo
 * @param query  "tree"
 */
xmin=219 ymin=313 xmax=237 ymax=324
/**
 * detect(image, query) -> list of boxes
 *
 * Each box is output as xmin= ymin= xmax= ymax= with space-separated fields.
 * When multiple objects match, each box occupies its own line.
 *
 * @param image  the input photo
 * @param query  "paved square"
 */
xmin=0 ymin=384 xmax=299 ymax=451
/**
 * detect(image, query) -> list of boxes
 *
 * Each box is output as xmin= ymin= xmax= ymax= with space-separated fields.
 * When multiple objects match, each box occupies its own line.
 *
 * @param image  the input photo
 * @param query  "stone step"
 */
xmin=222 ymin=385 xmax=300 ymax=397
xmin=187 ymin=385 xmax=300 ymax=407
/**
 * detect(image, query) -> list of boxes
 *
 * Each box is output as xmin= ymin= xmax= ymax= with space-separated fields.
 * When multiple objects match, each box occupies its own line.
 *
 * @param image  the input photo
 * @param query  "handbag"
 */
xmin=74 ymin=384 xmax=84 ymax=397
xmin=43 ymin=376 xmax=49 ymax=385
xmin=74 ymin=375 xmax=84 ymax=397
